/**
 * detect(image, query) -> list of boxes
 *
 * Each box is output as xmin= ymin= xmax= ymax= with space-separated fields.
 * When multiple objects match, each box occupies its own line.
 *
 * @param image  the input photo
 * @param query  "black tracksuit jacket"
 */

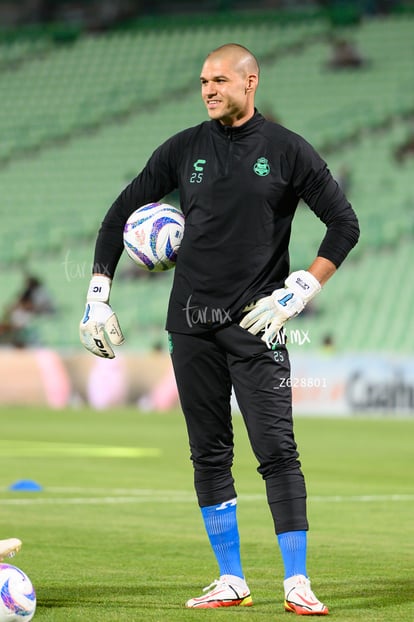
xmin=93 ymin=110 xmax=360 ymax=334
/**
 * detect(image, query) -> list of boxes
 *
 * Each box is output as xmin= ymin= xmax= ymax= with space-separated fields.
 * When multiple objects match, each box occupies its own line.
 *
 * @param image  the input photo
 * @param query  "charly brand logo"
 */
xmin=190 ymin=159 xmax=207 ymax=183
xmin=253 ymin=156 xmax=270 ymax=176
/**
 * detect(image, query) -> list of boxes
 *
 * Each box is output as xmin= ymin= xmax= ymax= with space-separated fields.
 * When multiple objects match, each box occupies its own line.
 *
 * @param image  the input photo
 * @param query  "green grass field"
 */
xmin=0 ymin=407 xmax=413 ymax=621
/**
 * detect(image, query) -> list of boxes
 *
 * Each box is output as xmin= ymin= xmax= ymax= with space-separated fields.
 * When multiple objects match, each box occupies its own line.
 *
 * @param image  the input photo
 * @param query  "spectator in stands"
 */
xmin=0 ymin=274 xmax=55 ymax=347
xmin=321 ymin=333 xmax=336 ymax=355
xmin=18 ymin=274 xmax=56 ymax=314
xmin=394 ymin=133 xmax=414 ymax=163
xmin=326 ymin=37 xmax=367 ymax=70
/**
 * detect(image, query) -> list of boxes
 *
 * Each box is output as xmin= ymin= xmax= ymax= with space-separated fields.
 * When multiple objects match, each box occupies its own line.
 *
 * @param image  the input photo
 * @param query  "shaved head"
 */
xmin=200 ymin=43 xmax=259 ymax=126
xmin=205 ymin=43 xmax=260 ymax=79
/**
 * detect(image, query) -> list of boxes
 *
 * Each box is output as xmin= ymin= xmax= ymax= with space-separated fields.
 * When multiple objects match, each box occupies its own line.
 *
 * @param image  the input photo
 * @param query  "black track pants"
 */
xmin=169 ymin=324 xmax=308 ymax=534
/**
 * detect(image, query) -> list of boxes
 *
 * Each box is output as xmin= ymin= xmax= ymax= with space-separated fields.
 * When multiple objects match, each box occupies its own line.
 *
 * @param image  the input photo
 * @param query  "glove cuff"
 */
xmin=285 ymin=270 xmax=321 ymax=304
xmin=87 ymin=275 xmax=111 ymax=303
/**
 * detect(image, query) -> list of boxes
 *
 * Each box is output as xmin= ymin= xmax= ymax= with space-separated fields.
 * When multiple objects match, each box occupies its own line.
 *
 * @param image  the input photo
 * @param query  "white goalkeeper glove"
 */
xmin=240 ymin=270 xmax=321 ymax=348
xmin=79 ymin=275 xmax=124 ymax=358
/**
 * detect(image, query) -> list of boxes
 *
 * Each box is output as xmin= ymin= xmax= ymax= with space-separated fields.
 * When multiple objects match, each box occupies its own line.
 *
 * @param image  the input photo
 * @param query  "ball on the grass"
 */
xmin=0 ymin=564 xmax=36 ymax=621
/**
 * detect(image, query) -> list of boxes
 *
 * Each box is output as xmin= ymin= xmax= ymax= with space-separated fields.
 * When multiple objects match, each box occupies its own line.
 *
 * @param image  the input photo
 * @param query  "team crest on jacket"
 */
xmin=253 ymin=157 xmax=270 ymax=176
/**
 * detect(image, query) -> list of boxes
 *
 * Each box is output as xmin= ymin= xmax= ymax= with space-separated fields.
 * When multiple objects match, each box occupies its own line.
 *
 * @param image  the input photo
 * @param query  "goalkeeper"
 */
xmin=80 ymin=43 xmax=359 ymax=615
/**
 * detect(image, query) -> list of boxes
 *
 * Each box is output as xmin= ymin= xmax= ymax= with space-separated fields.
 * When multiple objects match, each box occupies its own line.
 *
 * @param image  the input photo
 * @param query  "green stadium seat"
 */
xmin=0 ymin=14 xmax=413 ymax=352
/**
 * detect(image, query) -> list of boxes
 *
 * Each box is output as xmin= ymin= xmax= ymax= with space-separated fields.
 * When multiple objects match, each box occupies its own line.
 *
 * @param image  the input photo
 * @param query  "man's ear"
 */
xmin=245 ymin=74 xmax=258 ymax=92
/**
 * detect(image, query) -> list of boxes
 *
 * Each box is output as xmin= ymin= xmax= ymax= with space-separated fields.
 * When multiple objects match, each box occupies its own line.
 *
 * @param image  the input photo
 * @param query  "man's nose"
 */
xmin=204 ymin=83 xmax=217 ymax=96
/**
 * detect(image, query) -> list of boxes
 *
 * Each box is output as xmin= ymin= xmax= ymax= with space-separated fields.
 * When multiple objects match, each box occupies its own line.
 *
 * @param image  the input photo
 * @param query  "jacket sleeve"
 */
xmin=292 ymin=138 xmax=360 ymax=268
xmin=92 ymin=134 xmax=181 ymax=278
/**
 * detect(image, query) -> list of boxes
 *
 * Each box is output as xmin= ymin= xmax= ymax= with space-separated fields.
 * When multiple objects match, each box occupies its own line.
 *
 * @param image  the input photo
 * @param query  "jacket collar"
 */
xmin=211 ymin=109 xmax=264 ymax=137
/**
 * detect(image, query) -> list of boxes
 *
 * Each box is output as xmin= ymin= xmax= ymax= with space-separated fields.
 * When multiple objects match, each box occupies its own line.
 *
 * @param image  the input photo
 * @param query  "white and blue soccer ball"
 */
xmin=0 ymin=564 xmax=36 ymax=621
xmin=123 ymin=202 xmax=185 ymax=271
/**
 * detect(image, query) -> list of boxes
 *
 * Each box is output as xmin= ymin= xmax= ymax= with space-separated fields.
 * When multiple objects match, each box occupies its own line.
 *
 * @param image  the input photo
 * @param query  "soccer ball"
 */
xmin=0 ymin=564 xmax=36 ymax=621
xmin=123 ymin=202 xmax=185 ymax=271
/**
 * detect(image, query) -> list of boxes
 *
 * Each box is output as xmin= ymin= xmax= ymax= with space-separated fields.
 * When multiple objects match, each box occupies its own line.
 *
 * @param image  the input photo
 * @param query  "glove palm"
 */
xmin=240 ymin=270 xmax=321 ymax=348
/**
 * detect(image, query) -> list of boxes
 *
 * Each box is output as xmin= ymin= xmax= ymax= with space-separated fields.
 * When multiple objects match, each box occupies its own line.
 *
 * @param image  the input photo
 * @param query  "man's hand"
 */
xmin=240 ymin=270 xmax=321 ymax=347
xmin=79 ymin=275 xmax=124 ymax=358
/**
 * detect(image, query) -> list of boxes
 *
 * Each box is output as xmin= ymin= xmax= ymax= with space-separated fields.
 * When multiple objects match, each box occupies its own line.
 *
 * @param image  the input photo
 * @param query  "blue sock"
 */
xmin=201 ymin=498 xmax=244 ymax=579
xmin=277 ymin=530 xmax=307 ymax=579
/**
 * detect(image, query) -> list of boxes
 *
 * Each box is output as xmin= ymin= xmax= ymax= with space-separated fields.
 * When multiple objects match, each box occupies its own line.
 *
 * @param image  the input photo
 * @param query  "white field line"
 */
xmin=0 ymin=488 xmax=413 ymax=506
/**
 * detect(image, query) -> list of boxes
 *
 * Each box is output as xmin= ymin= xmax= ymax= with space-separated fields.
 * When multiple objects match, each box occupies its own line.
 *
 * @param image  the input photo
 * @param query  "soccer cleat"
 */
xmin=284 ymin=575 xmax=329 ymax=615
xmin=0 ymin=538 xmax=22 ymax=561
xmin=185 ymin=575 xmax=253 ymax=609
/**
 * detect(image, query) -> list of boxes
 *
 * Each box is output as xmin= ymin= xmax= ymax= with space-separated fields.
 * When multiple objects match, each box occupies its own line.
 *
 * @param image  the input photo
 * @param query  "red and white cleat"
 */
xmin=186 ymin=575 xmax=253 ymax=609
xmin=284 ymin=575 xmax=329 ymax=615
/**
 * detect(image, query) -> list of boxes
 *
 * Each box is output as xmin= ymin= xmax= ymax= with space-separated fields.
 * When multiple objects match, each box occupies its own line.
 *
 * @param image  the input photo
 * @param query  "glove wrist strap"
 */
xmin=285 ymin=270 xmax=321 ymax=304
xmin=87 ymin=275 xmax=111 ymax=303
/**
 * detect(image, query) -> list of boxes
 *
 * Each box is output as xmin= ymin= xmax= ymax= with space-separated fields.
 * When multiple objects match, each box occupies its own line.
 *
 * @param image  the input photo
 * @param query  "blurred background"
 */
xmin=0 ymin=0 xmax=413 ymax=413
